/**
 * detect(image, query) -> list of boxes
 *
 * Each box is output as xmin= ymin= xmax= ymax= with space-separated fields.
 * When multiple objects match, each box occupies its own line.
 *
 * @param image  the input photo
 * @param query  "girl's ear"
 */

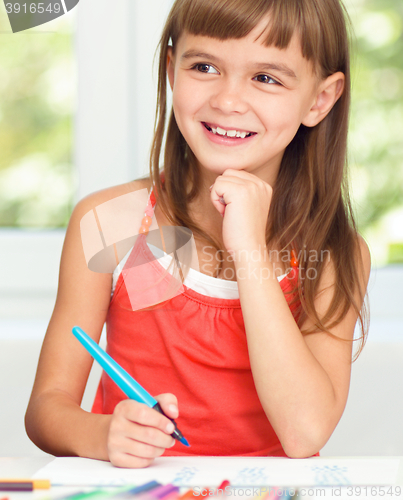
xmin=167 ymin=46 xmax=175 ymax=91
xmin=302 ymin=72 xmax=345 ymax=128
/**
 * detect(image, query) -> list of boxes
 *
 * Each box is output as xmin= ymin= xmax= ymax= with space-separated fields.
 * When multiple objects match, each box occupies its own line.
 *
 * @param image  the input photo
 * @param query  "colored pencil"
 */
xmin=178 ymin=490 xmax=196 ymax=500
xmin=179 ymin=480 xmax=231 ymax=500
xmin=264 ymin=489 xmax=281 ymax=500
xmin=56 ymin=489 xmax=133 ymax=500
xmin=217 ymin=480 xmax=230 ymax=491
xmin=250 ymin=487 xmax=271 ymax=500
xmin=0 ymin=480 xmax=50 ymax=492
xmin=56 ymin=491 xmax=113 ymax=500
xmin=56 ymin=483 xmax=162 ymax=500
xmin=271 ymin=489 xmax=297 ymax=500
xmin=112 ymin=482 xmax=164 ymax=500
xmin=281 ymin=490 xmax=298 ymax=499
xmin=118 ymin=482 xmax=162 ymax=496
xmin=134 ymin=484 xmax=180 ymax=500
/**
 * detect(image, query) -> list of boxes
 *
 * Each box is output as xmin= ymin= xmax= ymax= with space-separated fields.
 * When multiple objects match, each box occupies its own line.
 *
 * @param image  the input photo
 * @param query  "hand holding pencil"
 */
xmin=72 ymin=326 xmax=189 ymax=469
xmin=107 ymin=394 xmax=180 ymax=468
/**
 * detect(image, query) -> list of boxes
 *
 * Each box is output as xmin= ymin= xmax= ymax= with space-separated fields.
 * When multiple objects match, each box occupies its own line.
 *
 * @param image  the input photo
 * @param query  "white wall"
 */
xmin=321 ymin=266 xmax=403 ymax=455
xmin=75 ymin=0 xmax=174 ymax=199
xmin=0 ymin=230 xmax=64 ymax=322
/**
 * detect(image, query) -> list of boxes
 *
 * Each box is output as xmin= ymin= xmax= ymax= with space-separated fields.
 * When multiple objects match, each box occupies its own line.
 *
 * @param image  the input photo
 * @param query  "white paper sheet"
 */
xmin=32 ymin=456 xmax=400 ymax=487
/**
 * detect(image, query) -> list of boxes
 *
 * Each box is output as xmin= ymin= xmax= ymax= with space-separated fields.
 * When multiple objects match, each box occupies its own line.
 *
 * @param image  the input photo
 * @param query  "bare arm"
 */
xmin=25 ymin=182 xmax=178 ymax=467
xmin=210 ymin=168 xmax=371 ymax=458
xmin=235 ymin=237 xmax=370 ymax=458
xmin=25 ymin=190 xmax=113 ymax=458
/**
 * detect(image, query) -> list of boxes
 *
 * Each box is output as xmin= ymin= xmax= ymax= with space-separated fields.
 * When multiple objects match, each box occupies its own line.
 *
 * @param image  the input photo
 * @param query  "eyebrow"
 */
xmin=181 ymin=50 xmax=298 ymax=79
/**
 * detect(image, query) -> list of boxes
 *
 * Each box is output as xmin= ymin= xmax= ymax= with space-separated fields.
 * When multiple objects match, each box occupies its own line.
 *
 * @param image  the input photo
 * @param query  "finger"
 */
xmin=210 ymin=179 xmax=238 ymax=215
xmin=155 ymin=393 xmax=179 ymax=419
xmin=210 ymin=188 xmax=226 ymax=217
xmin=110 ymin=451 xmax=154 ymax=469
xmin=213 ymin=174 xmax=272 ymax=205
xmin=127 ymin=429 xmax=175 ymax=454
xmin=109 ymin=412 xmax=175 ymax=451
xmin=221 ymin=168 xmax=262 ymax=184
xmin=210 ymin=180 xmax=242 ymax=216
xmin=220 ymin=170 xmax=272 ymax=197
xmin=114 ymin=400 xmax=175 ymax=436
xmin=127 ymin=419 xmax=176 ymax=449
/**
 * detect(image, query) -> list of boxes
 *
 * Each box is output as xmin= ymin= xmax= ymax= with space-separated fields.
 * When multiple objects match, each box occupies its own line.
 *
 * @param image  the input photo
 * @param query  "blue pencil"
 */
xmin=72 ymin=326 xmax=189 ymax=446
xmin=122 ymin=482 xmax=162 ymax=495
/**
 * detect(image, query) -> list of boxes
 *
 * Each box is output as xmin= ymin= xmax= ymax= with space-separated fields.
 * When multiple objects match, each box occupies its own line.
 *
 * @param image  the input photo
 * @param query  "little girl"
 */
xmin=25 ymin=0 xmax=370 ymax=468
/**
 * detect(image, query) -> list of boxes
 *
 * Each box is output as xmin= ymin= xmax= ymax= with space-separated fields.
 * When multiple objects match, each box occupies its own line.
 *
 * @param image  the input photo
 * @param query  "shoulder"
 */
xmin=71 ymin=178 xmax=152 ymax=222
xmin=356 ymin=234 xmax=371 ymax=279
xmin=314 ymin=232 xmax=370 ymax=293
xmin=332 ymin=233 xmax=370 ymax=293
xmin=300 ymin=232 xmax=370 ymax=341
xmin=63 ymin=178 xmax=153 ymax=269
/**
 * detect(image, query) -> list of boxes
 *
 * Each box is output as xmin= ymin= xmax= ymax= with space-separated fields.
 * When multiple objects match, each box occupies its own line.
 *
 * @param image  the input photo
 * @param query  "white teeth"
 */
xmin=208 ymin=124 xmax=251 ymax=138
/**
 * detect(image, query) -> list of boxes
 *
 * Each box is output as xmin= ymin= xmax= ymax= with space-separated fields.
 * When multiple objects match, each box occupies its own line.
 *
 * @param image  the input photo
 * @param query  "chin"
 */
xmin=200 ymin=162 xmax=250 ymax=174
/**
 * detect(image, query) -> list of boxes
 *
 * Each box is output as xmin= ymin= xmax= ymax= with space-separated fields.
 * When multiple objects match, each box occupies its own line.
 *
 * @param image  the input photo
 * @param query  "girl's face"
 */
xmin=167 ymin=20 xmax=339 ymax=184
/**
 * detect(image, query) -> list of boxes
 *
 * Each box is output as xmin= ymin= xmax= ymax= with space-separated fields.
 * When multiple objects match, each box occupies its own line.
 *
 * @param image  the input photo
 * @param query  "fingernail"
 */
xmin=166 ymin=422 xmax=175 ymax=434
xmin=169 ymin=438 xmax=176 ymax=447
xmin=209 ymin=184 xmax=213 ymax=190
xmin=168 ymin=404 xmax=178 ymax=418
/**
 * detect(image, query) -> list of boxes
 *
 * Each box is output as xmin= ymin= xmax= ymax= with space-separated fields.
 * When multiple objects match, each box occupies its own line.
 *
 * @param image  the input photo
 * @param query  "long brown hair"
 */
xmin=149 ymin=0 xmax=368 ymax=359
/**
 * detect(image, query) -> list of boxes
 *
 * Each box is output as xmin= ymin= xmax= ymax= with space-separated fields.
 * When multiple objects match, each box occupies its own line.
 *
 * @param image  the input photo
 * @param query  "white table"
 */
xmin=1 ymin=457 xmax=402 ymax=500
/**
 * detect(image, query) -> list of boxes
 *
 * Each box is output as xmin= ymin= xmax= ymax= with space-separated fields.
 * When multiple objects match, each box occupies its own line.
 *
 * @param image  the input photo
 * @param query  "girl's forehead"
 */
xmin=175 ymin=27 xmax=315 ymax=77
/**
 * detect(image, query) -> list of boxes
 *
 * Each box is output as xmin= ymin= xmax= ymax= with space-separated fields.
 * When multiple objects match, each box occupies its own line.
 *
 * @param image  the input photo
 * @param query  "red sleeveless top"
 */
xmin=92 ymin=188 xmax=303 ymax=457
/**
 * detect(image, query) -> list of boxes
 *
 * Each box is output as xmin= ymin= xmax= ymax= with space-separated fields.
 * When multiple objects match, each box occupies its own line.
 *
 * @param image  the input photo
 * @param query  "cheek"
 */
xmin=256 ymin=99 xmax=304 ymax=153
xmin=267 ymin=96 xmax=306 ymax=133
xmin=172 ymin=85 xmax=204 ymax=146
xmin=173 ymin=75 xmax=209 ymax=113
xmin=172 ymin=92 xmax=188 ymax=132
xmin=261 ymin=103 xmax=299 ymax=137
xmin=172 ymin=83 xmax=196 ymax=126
xmin=173 ymin=76 xmax=200 ymax=104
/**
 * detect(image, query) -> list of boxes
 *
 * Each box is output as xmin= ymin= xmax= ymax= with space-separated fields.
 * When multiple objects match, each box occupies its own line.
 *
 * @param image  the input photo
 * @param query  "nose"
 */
xmin=209 ymin=78 xmax=249 ymax=114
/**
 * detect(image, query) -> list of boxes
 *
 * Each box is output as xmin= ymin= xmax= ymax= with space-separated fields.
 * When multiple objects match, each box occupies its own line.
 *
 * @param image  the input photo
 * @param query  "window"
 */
xmin=0 ymin=7 xmax=75 ymax=227
xmin=0 ymin=0 xmax=174 ymax=334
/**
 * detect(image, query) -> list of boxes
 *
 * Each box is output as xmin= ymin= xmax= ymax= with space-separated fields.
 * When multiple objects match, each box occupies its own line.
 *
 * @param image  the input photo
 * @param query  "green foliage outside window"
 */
xmin=347 ymin=0 xmax=403 ymax=263
xmin=0 ymin=8 xmax=75 ymax=227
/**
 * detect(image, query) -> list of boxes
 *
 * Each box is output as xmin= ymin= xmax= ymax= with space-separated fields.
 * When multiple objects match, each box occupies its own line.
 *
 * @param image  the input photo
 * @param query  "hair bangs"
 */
xmin=262 ymin=0 xmax=322 ymax=65
xmin=170 ymin=0 xmax=324 ymax=69
xmin=171 ymin=0 xmax=272 ymax=44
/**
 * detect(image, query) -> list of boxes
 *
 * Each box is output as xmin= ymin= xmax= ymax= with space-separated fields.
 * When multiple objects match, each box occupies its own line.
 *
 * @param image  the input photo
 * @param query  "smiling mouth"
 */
xmin=203 ymin=122 xmax=256 ymax=139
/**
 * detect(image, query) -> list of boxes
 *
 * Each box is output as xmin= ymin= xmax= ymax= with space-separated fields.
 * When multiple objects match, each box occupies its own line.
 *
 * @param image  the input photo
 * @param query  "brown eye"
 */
xmin=254 ymin=74 xmax=279 ymax=85
xmin=198 ymin=64 xmax=211 ymax=72
xmin=192 ymin=63 xmax=218 ymax=74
